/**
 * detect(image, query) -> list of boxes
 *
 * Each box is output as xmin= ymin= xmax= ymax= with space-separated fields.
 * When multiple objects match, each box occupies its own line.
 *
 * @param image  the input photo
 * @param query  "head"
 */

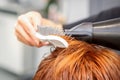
xmin=33 ymin=36 xmax=120 ymax=80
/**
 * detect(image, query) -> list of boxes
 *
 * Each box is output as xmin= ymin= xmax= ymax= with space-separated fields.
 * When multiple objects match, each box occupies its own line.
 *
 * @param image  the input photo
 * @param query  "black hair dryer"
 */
xmin=65 ymin=18 xmax=120 ymax=50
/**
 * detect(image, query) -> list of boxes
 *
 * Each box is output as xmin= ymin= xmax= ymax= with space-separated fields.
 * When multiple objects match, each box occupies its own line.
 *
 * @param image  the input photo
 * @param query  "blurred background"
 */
xmin=0 ymin=0 xmax=120 ymax=80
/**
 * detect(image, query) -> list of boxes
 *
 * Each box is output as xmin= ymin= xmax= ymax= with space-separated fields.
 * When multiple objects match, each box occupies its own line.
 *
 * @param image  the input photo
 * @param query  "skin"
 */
xmin=15 ymin=11 xmax=63 ymax=47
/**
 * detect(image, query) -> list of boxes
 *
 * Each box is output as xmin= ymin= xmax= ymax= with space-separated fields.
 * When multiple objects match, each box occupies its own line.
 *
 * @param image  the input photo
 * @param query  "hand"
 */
xmin=15 ymin=11 xmax=49 ymax=47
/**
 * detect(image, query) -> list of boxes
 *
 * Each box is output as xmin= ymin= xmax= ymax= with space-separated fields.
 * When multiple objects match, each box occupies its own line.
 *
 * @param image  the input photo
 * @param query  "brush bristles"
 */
xmin=38 ymin=26 xmax=65 ymax=36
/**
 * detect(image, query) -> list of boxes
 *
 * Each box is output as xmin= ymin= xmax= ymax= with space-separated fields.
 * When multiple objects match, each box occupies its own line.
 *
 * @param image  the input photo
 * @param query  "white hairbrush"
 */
xmin=35 ymin=26 xmax=68 ymax=48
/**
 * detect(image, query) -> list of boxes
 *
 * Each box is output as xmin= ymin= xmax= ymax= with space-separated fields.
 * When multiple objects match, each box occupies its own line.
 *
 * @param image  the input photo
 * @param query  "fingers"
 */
xmin=18 ymin=15 xmax=39 ymax=45
xmin=15 ymin=12 xmax=40 ymax=47
xmin=15 ymin=24 xmax=35 ymax=46
xmin=15 ymin=11 xmax=50 ymax=47
xmin=25 ymin=11 xmax=42 ymax=31
xmin=15 ymin=28 xmax=32 ymax=46
xmin=15 ymin=25 xmax=48 ymax=47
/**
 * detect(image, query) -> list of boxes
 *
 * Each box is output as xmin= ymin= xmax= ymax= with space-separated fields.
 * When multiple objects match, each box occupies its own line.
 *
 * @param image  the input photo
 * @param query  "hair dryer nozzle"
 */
xmin=65 ymin=18 xmax=120 ymax=50
xmin=64 ymin=23 xmax=93 ymax=42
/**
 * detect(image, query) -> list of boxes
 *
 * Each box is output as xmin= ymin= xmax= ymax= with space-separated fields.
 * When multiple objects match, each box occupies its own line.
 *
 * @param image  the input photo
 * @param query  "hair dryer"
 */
xmin=65 ymin=18 xmax=120 ymax=50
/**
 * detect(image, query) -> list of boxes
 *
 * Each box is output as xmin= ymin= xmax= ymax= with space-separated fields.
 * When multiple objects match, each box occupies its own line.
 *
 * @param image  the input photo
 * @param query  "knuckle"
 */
xmin=26 ymin=38 xmax=35 ymax=46
xmin=28 ymin=11 xmax=41 ymax=18
xmin=18 ymin=15 xmax=25 ymax=21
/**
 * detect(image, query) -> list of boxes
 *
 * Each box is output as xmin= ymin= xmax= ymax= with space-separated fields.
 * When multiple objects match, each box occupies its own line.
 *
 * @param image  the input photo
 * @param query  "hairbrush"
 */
xmin=35 ymin=26 xmax=68 ymax=48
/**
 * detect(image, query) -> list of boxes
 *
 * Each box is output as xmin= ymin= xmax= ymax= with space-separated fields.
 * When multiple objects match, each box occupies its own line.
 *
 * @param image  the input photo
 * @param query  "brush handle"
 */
xmin=35 ymin=33 xmax=47 ymax=40
xmin=35 ymin=32 xmax=68 ymax=48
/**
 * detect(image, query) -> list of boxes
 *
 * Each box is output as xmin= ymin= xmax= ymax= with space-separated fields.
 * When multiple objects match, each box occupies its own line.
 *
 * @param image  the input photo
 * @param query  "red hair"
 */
xmin=33 ymin=37 xmax=120 ymax=80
